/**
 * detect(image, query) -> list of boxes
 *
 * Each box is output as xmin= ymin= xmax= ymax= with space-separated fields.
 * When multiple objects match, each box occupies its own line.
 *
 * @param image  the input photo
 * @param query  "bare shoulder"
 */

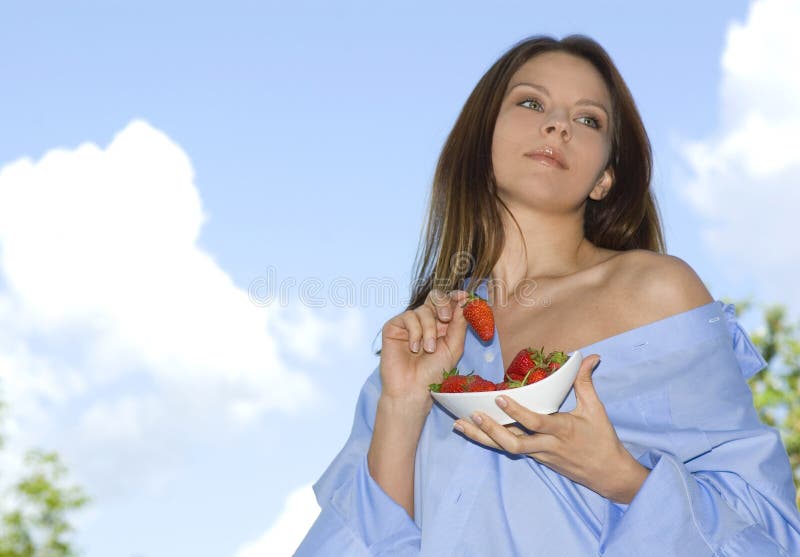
xmin=613 ymin=249 xmax=714 ymax=319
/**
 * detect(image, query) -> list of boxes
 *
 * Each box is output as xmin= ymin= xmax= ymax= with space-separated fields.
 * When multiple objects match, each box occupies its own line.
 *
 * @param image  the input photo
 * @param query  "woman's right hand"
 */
xmin=378 ymin=289 xmax=470 ymax=410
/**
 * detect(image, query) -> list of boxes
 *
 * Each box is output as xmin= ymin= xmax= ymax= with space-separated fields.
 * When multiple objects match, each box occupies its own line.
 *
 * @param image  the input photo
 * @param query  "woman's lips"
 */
xmin=524 ymin=153 xmax=566 ymax=169
xmin=523 ymin=146 xmax=568 ymax=169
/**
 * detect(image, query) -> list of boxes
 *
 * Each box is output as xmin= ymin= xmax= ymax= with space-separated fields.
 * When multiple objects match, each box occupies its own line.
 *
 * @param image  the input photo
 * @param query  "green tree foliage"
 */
xmin=730 ymin=298 xmax=800 ymax=507
xmin=0 ymin=398 xmax=90 ymax=557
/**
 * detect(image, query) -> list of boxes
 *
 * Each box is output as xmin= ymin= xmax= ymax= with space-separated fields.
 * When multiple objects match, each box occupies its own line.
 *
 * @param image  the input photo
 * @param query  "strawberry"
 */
xmin=465 ymin=376 xmax=497 ymax=392
xmin=429 ymin=367 xmax=461 ymax=393
xmin=497 ymin=378 xmax=528 ymax=390
xmin=522 ymin=367 xmax=549 ymax=385
xmin=429 ymin=368 xmax=497 ymax=393
xmin=505 ymin=348 xmax=534 ymax=382
xmin=505 ymin=347 xmax=544 ymax=382
xmin=462 ymin=292 xmax=494 ymax=342
xmin=428 ymin=350 xmax=562 ymax=394
xmin=546 ymin=350 xmax=567 ymax=372
xmin=440 ymin=374 xmax=471 ymax=393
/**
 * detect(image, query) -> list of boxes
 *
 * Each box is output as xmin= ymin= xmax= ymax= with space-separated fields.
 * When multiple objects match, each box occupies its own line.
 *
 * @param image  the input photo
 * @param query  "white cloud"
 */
xmin=680 ymin=0 xmax=800 ymax=312
xmin=0 ymin=119 xmax=365 ymax=500
xmin=270 ymin=303 xmax=364 ymax=363
xmin=234 ymin=483 xmax=320 ymax=557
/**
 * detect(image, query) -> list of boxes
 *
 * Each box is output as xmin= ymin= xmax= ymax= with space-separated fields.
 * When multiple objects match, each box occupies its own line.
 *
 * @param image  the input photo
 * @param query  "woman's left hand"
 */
xmin=453 ymin=354 xmax=649 ymax=504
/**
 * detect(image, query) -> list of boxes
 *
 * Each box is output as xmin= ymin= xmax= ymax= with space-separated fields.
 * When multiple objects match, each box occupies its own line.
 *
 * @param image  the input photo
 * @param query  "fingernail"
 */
xmin=453 ymin=422 xmax=464 ymax=433
xmin=440 ymin=309 xmax=451 ymax=320
xmin=471 ymin=413 xmax=483 ymax=425
xmin=495 ymin=396 xmax=507 ymax=408
xmin=411 ymin=341 xmax=420 ymax=353
xmin=424 ymin=338 xmax=435 ymax=352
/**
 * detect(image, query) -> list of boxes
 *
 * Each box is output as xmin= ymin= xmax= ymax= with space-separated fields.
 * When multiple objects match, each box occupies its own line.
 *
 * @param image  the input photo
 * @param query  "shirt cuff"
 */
xmin=599 ymin=450 xmax=757 ymax=556
xmin=326 ymin=453 xmax=421 ymax=555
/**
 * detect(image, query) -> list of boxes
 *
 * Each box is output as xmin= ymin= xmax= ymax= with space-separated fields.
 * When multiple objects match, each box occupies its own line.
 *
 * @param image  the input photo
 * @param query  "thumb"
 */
xmin=442 ymin=295 xmax=468 ymax=359
xmin=573 ymin=355 xmax=602 ymax=409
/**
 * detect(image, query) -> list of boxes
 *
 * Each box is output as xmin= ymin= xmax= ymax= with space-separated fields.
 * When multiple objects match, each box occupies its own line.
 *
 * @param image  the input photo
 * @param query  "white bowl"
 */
xmin=430 ymin=350 xmax=583 ymax=425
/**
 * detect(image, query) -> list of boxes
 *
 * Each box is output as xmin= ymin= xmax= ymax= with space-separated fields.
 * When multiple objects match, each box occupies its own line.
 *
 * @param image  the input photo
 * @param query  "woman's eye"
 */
xmin=519 ymin=97 xmax=543 ymax=111
xmin=576 ymin=116 xmax=601 ymax=130
xmin=518 ymin=98 xmax=602 ymax=130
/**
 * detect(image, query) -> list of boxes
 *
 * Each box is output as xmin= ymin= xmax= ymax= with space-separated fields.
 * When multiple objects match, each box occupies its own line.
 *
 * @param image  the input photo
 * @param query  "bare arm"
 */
xmin=368 ymin=288 xmax=469 ymax=518
xmin=367 ymin=396 xmax=430 ymax=518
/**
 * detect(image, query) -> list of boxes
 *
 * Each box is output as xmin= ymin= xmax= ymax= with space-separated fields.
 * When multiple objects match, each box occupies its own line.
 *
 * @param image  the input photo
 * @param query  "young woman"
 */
xmin=296 ymin=35 xmax=800 ymax=556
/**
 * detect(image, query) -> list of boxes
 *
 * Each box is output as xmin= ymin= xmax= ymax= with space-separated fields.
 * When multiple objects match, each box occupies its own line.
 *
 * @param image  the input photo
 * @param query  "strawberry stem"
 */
xmin=521 ymin=367 xmax=534 ymax=385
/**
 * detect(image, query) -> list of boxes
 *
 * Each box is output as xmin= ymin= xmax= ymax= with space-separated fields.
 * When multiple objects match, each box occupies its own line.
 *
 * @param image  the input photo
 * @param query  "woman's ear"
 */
xmin=589 ymin=166 xmax=614 ymax=201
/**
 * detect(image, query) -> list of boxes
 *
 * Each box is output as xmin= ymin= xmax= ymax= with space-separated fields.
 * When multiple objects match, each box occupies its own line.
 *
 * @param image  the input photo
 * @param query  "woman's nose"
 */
xmin=541 ymin=111 xmax=570 ymax=140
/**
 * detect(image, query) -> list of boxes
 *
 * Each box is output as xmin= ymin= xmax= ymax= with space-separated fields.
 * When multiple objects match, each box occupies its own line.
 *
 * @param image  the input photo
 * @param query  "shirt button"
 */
xmin=484 ymin=351 xmax=496 ymax=362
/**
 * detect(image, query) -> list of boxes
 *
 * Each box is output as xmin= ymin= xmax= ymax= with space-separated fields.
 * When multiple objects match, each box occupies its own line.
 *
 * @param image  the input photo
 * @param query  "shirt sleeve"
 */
xmin=598 ymin=304 xmax=800 ymax=556
xmin=598 ymin=447 xmax=798 ymax=556
xmin=294 ymin=366 xmax=422 ymax=556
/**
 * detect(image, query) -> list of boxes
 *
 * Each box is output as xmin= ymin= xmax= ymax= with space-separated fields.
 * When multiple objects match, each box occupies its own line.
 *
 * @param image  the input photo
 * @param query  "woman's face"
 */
xmin=491 ymin=51 xmax=614 ymax=212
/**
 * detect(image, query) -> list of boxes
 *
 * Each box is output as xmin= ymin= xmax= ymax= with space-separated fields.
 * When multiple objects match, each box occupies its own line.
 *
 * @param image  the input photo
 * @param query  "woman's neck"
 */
xmin=490 ymin=207 xmax=598 ymax=291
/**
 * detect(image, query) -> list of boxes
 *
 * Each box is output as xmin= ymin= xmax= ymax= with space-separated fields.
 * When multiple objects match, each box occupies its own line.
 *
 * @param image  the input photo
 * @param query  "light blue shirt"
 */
xmin=296 ymin=279 xmax=800 ymax=556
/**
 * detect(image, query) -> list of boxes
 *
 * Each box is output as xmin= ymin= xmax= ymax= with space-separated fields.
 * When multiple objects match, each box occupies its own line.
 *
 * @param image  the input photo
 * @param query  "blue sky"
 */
xmin=2 ymin=1 xmax=798 ymax=556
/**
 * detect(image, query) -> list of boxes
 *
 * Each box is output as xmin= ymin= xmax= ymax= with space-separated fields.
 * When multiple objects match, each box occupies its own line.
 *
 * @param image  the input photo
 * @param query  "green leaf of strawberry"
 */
xmin=546 ymin=350 xmax=568 ymax=365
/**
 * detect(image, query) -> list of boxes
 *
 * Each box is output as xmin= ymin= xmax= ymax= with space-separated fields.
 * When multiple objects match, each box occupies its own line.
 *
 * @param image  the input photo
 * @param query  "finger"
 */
xmin=448 ymin=289 xmax=469 ymax=309
xmin=465 ymin=412 xmax=544 ymax=455
xmin=398 ymin=310 xmax=423 ymax=353
xmin=382 ymin=316 xmax=410 ymax=341
xmin=573 ymin=355 xmax=602 ymax=411
xmin=453 ymin=419 xmax=502 ymax=450
xmin=426 ymin=289 xmax=452 ymax=322
xmin=458 ymin=420 xmax=528 ymax=439
xmin=414 ymin=304 xmax=439 ymax=353
xmin=454 ymin=418 xmax=558 ymax=458
xmin=505 ymin=424 xmax=529 ymax=437
xmin=494 ymin=395 xmax=566 ymax=436
xmin=441 ymin=293 xmax=468 ymax=355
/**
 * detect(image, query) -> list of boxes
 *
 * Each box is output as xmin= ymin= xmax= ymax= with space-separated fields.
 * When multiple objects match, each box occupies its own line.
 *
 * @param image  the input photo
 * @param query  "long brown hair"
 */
xmin=405 ymin=34 xmax=665 ymax=313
